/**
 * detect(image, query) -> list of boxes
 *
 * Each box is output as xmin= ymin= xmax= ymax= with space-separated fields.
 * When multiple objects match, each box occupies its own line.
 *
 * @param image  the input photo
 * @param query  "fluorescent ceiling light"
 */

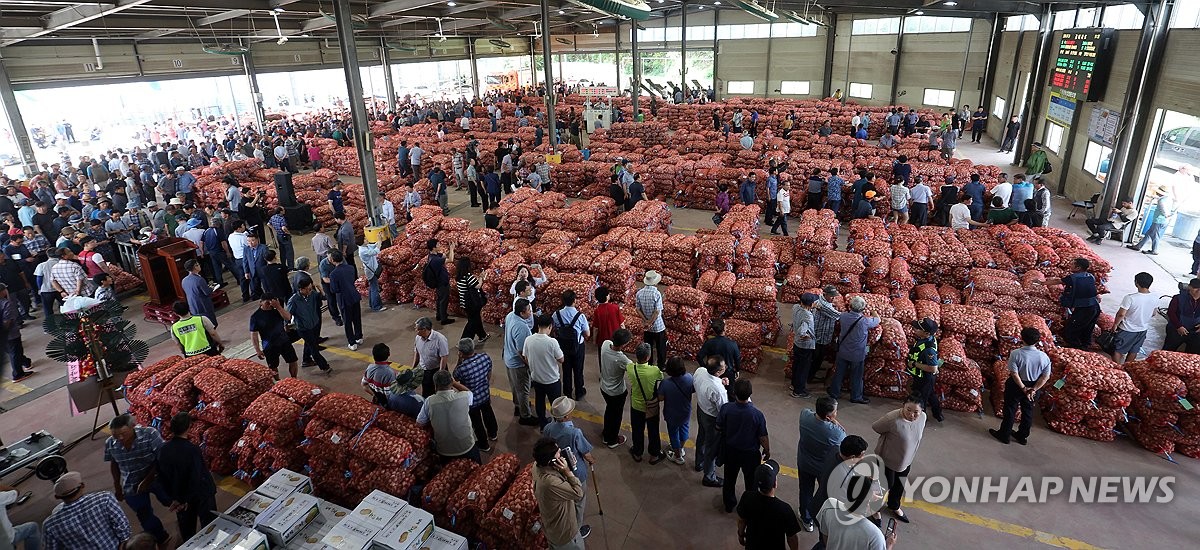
xmin=447 ymin=1 xmax=456 ymax=5
xmin=944 ymin=1 xmax=958 ymax=5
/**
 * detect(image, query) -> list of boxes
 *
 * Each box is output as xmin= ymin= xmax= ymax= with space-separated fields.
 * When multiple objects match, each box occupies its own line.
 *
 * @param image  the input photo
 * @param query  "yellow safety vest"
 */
xmin=906 ymin=338 xmax=937 ymax=379
xmin=171 ymin=315 xmax=211 ymax=356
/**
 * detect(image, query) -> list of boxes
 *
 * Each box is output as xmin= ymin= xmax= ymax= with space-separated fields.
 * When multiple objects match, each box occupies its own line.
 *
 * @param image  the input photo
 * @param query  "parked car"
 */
xmin=1156 ymin=126 xmax=1200 ymax=171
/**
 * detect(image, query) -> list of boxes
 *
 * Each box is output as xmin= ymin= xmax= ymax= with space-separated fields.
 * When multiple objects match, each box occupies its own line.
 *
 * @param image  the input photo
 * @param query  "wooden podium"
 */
xmin=136 ymin=237 xmax=198 ymax=305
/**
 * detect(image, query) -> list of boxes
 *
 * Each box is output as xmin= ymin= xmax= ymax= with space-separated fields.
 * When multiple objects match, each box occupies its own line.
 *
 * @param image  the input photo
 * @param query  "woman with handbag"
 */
xmin=627 ymin=343 xmax=666 ymax=464
xmin=455 ymin=257 xmax=490 ymax=344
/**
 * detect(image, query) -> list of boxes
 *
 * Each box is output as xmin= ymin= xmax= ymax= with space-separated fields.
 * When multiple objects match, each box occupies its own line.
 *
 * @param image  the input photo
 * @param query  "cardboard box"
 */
xmin=370 ymin=506 xmax=435 ymax=550
xmin=281 ymin=515 xmax=336 ymax=550
xmin=256 ymin=493 xmax=321 ymax=547
xmin=256 ymin=468 xmax=314 ymax=499
xmin=321 ymin=516 xmax=381 ymax=550
xmin=318 ymin=500 xmax=352 ymax=525
xmin=225 ymin=491 xmax=278 ymax=527
xmin=180 ymin=518 xmax=271 ymax=550
xmin=417 ymin=528 xmax=468 ymax=550
xmin=350 ymin=490 xmax=409 ymax=531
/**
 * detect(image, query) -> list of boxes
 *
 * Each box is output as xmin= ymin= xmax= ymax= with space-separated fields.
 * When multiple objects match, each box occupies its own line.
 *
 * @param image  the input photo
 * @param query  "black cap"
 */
xmin=912 ymin=318 xmax=939 ymax=334
xmin=754 ymin=459 xmax=780 ymax=491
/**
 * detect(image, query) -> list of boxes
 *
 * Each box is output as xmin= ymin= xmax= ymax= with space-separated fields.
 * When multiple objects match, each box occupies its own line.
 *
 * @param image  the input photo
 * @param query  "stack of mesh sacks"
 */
xmin=611 ymin=200 xmax=672 ymax=232
xmin=125 ymin=355 xmax=274 ymax=475
xmin=698 ymin=270 xmax=737 ymax=321
xmin=990 ymin=312 xmax=1056 ymax=419
xmin=300 ymin=392 xmax=430 ymax=506
xmin=697 ymin=233 xmax=737 ymax=280
xmin=498 ymin=188 xmax=553 ymax=244
xmin=547 ymin=160 xmax=609 ymax=198
xmin=863 ymin=316 xmax=911 ymax=400
xmin=731 ymin=277 xmax=780 ymax=348
xmin=403 ymin=205 xmax=446 ymax=309
xmin=930 ymin=337 xmax=986 ymax=413
xmin=967 ymin=268 xmax=1028 ymax=315
xmin=781 ymin=263 xmax=821 ymax=304
xmin=625 ymin=231 xmax=667 ymax=278
xmin=479 ymin=463 xmax=549 ymax=549
xmin=1038 ymin=347 xmax=1138 ymax=442
xmin=663 ymin=286 xmax=711 ymax=358
xmin=725 ymin=318 xmax=767 ymax=374
xmin=481 ymin=252 xmax=528 ymax=325
xmin=904 ymin=228 xmax=972 ymax=287
xmin=819 ymin=250 xmax=866 ymax=296
xmin=736 ymin=239 xmax=777 ymax=280
xmin=792 ymin=209 xmax=839 ymax=263
xmin=660 ymin=234 xmax=699 ymax=286
xmin=588 ymin=247 xmax=637 ymax=306
xmin=230 ymin=378 xmax=325 ymax=486
xmin=561 ymin=196 xmax=618 ymax=239
xmin=377 ymin=244 xmax=417 ymax=305
xmin=1125 ymin=351 xmax=1200 ymax=458
xmin=419 ymin=459 xmax=479 ymax=528
xmin=445 ymin=453 xmax=522 ymax=539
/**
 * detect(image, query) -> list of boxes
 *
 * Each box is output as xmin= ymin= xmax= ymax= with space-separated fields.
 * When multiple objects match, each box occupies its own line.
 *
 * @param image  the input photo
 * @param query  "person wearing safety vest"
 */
xmin=906 ymin=317 xmax=944 ymax=422
xmin=170 ymin=301 xmax=223 ymax=357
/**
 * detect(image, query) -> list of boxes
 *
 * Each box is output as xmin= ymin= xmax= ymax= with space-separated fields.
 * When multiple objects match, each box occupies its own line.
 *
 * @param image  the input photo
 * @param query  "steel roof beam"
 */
xmin=0 ymin=0 xmax=157 ymax=47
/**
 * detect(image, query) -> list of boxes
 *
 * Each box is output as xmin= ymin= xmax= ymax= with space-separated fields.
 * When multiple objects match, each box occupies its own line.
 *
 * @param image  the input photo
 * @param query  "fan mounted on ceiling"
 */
xmin=555 ymin=37 xmax=573 ymax=46
xmin=489 ymin=17 xmax=518 ymax=31
xmin=565 ymin=0 xmax=651 ymax=20
xmin=320 ymin=9 xmax=369 ymax=29
xmin=489 ymin=39 xmax=513 ymax=49
xmin=202 ymin=43 xmax=249 ymax=55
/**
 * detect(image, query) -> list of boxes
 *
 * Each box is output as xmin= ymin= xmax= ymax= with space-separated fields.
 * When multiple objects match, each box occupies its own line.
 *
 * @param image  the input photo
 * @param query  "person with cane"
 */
xmin=542 ymin=397 xmax=595 ymax=541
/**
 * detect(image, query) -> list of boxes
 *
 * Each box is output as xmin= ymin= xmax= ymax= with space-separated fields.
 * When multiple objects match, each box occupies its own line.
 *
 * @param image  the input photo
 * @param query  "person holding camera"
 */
xmin=532 ymin=437 xmax=587 ymax=550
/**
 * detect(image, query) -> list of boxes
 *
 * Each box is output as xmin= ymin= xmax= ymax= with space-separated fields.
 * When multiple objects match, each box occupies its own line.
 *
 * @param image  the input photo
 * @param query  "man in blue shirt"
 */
xmin=176 ymin=166 xmax=196 ymax=204
xmin=764 ymin=169 xmax=779 ymax=226
xmin=484 ymin=167 xmax=501 ymax=210
xmin=328 ymin=250 xmax=363 ymax=350
xmin=1046 ymin=258 xmax=1100 ymax=349
xmin=828 ymin=296 xmax=881 ymax=404
xmin=104 ymin=414 xmax=171 ymax=545
xmin=717 ymin=379 xmax=770 ymax=513
xmin=1009 ymin=173 xmax=1033 ymax=224
xmin=796 ymin=397 xmax=845 ymax=531
xmin=397 ymin=141 xmax=411 ymax=177
xmin=962 ymin=173 xmax=987 ymax=222
xmin=505 ymin=299 xmax=539 ymax=426
xmin=427 ymin=239 xmax=454 ymax=325
xmin=455 ymin=338 xmax=498 ymax=450
xmin=327 ymin=181 xmax=345 ymax=217
xmin=825 ymin=168 xmax=844 ymax=215
xmin=739 ymin=173 xmax=757 ymax=208
xmin=553 ymin=290 xmax=591 ymax=400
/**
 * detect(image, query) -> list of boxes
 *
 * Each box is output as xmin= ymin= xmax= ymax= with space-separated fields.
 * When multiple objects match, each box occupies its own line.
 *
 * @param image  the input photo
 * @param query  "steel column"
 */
xmin=615 ymin=22 xmax=622 ymax=91
xmin=631 ymin=18 xmax=641 ymax=113
xmin=379 ymin=39 xmax=397 ymax=113
xmin=530 ymin=37 xmax=539 ymax=89
xmin=539 ymin=0 xmax=558 ymax=151
xmin=822 ymin=12 xmax=837 ymax=98
xmin=1013 ymin=6 xmax=1056 ymax=168
xmin=241 ymin=52 xmax=265 ymax=134
xmin=334 ymin=0 xmax=383 ymax=226
xmin=711 ymin=9 xmax=719 ymax=98
xmin=979 ymin=14 xmax=1003 ymax=108
xmin=0 ymin=57 xmax=38 ymax=176
xmin=765 ymin=19 xmax=774 ymax=98
xmin=468 ymin=40 xmax=481 ymax=98
xmin=680 ymin=1 xmax=687 ymax=97
xmin=889 ymin=16 xmax=906 ymax=105
xmin=1101 ymin=0 xmax=1174 ymax=215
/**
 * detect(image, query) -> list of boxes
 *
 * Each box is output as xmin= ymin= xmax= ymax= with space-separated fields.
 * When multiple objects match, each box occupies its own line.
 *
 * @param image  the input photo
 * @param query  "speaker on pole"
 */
xmin=274 ymin=171 xmax=297 ymax=208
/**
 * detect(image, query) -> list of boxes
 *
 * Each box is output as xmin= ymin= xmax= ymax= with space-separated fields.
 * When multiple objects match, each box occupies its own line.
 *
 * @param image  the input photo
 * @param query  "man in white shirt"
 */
xmin=409 ymin=142 xmax=424 ymax=178
xmin=817 ymin=495 xmax=896 ymax=550
xmin=949 ymin=196 xmax=975 ymax=230
xmin=273 ymin=143 xmax=290 ymax=172
xmin=908 ymin=176 xmax=932 ymax=227
xmin=1111 ymin=271 xmax=1157 ymax=364
xmin=522 ymin=314 xmax=564 ymax=428
xmin=380 ymin=197 xmax=397 ymax=237
xmin=991 ymin=173 xmax=1012 ymax=208
xmin=694 ymin=356 xmax=729 ymax=487
xmin=227 ymin=220 xmax=250 ymax=303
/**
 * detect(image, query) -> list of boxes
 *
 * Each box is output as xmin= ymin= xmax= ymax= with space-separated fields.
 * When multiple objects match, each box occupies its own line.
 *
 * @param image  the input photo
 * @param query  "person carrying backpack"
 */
xmin=422 ymin=239 xmax=455 ymax=325
xmin=553 ymin=290 xmax=591 ymax=400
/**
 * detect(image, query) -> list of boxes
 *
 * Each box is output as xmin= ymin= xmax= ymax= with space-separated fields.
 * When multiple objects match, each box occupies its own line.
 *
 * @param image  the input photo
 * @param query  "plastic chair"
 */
xmin=1069 ymin=193 xmax=1100 ymax=219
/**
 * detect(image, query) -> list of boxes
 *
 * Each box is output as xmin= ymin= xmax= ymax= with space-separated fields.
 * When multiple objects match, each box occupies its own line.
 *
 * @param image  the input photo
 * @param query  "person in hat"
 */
xmin=417 ymin=369 xmax=480 ymax=463
xmin=542 ymin=396 xmax=595 ymax=541
xmin=388 ymin=369 xmax=425 ymax=418
xmin=907 ymin=318 xmax=944 ymax=422
xmin=531 ymin=437 xmax=586 ymax=550
xmin=736 ymin=458 xmax=802 ymax=550
xmin=829 ymin=296 xmax=880 ymax=405
xmin=634 ymin=270 xmax=667 ymax=366
xmin=145 ymin=201 xmax=166 ymax=233
xmin=104 ymin=413 xmax=172 ymax=546
xmin=454 ymin=338 xmax=498 ymax=452
xmin=790 ymin=293 xmax=819 ymax=398
xmin=42 ymin=471 xmax=133 ymax=550
xmin=852 ymin=190 xmax=878 ymax=220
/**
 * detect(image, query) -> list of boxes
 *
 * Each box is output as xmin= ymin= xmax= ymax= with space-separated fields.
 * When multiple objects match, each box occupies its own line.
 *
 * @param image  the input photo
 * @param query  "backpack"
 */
xmin=421 ymin=258 xmax=440 ymax=289
xmin=1042 ymin=162 xmax=1054 ymax=174
xmin=464 ymin=284 xmax=488 ymax=310
xmin=554 ymin=310 xmax=584 ymax=355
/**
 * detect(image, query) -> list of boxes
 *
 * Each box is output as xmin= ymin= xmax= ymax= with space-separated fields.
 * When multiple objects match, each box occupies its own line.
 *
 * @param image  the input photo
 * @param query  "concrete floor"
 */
xmin=3 ymin=134 xmax=1199 ymax=550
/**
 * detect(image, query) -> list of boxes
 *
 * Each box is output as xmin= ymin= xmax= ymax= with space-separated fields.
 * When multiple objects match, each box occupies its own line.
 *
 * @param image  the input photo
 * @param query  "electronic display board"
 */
xmin=1051 ymin=28 xmax=1116 ymax=102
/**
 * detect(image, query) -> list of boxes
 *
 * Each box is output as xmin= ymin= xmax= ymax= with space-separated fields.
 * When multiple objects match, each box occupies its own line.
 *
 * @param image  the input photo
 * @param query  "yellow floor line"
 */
xmin=0 ymin=380 xmax=33 ymax=396
xmin=286 ymin=346 xmax=1102 ymax=549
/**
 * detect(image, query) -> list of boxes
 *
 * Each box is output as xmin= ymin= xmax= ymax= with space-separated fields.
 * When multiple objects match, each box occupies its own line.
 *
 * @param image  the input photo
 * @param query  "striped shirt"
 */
xmin=50 ymin=259 xmax=87 ymax=295
xmin=454 ymin=353 xmax=493 ymax=407
xmin=43 ymin=491 xmax=132 ymax=550
xmin=456 ymin=274 xmax=481 ymax=310
xmin=103 ymin=426 xmax=164 ymax=493
xmin=635 ymin=286 xmax=665 ymax=332
xmin=813 ymin=297 xmax=840 ymax=345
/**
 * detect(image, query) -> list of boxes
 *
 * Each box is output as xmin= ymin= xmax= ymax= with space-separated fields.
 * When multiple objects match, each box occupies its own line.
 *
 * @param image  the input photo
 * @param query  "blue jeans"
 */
xmin=208 ymin=249 xmax=232 ymax=286
xmin=666 ymin=418 xmax=690 ymax=451
xmin=12 ymin=521 xmax=41 ymax=550
xmin=124 ymin=481 xmax=173 ymax=542
xmin=278 ymin=237 xmax=295 ymax=270
xmin=1135 ymin=223 xmax=1165 ymax=253
xmin=368 ymin=276 xmax=383 ymax=310
xmin=828 ymin=357 xmax=865 ymax=401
